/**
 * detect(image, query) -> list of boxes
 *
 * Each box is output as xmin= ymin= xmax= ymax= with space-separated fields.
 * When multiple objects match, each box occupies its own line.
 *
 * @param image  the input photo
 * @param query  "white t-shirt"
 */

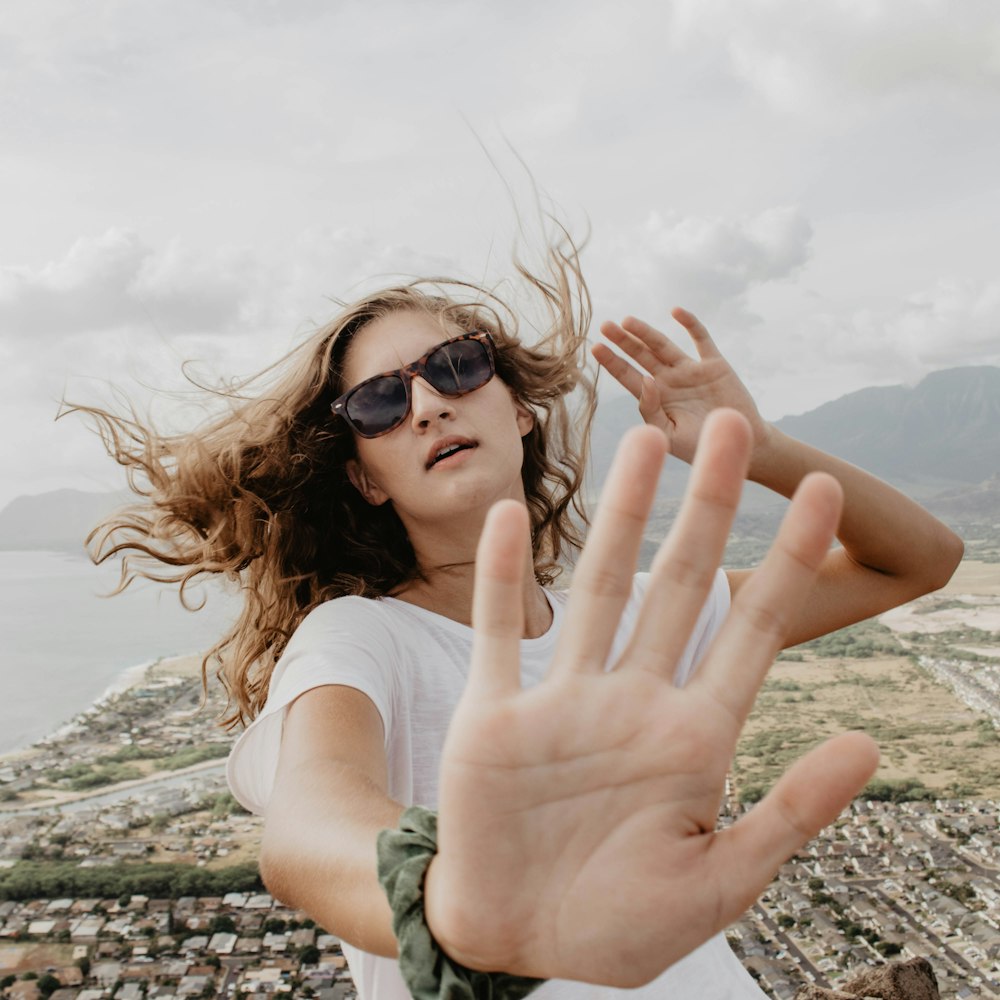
xmin=227 ymin=570 xmax=766 ymax=1000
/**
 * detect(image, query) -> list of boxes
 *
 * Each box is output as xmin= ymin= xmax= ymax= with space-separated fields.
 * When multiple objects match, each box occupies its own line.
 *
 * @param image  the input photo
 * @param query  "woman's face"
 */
xmin=340 ymin=310 xmax=534 ymax=527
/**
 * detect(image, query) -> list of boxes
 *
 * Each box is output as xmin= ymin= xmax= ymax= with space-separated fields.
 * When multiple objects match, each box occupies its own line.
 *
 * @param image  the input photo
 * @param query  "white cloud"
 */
xmin=0 ymin=229 xmax=249 ymax=338
xmin=0 ymin=226 xmax=459 ymax=346
xmin=597 ymin=205 xmax=813 ymax=326
xmin=820 ymin=278 xmax=1000 ymax=380
xmin=670 ymin=0 xmax=1000 ymax=112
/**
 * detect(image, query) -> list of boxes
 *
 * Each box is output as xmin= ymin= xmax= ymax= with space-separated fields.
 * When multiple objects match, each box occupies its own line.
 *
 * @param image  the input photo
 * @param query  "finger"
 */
xmin=711 ymin=732 xmax=880 ymax=921
xmin=617 ymin=409 xmax=750 ymax=676
xmin=691 ymin=472 xmax=844 ymax=721
xmin=553 ymin=425 xmax=667 ymax=676
xmin=591 ymin=342 xmax=645 ymax=399
xmin=601 ymin=319 xmax=685 ymax=372
xmin=637 ymin=377 xmax=669 ymax=432
xmin=669 ymin=307 xmax=721 ymax=360
xmin=470 ymin=500 xmax=528 ymax=698
xmin=617 ymin=315 xmax=693 ymax=366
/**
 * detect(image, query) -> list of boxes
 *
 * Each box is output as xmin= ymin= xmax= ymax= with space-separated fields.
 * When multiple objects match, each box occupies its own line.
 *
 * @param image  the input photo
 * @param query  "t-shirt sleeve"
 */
xmin=226 ymin=597 xmax=399 ymax=816
xmin=627 ymin=567 xmax=731 ymax=687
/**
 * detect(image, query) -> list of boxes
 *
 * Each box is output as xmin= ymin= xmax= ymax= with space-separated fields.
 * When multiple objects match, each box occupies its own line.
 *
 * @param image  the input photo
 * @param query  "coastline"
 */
xmin=0 ymin=652 xmax=205 ymax=766
xmin=0 ymin=649 xmax=236 ymax=816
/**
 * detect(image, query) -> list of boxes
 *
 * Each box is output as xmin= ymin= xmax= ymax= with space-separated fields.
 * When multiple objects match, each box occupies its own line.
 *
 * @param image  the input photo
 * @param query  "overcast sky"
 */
xmin=2 ymin=0 xmax=999 ymax=508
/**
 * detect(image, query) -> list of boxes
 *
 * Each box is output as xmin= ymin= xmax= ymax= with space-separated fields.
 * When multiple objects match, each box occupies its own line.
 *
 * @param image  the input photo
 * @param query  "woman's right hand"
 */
xmin=427 ymin=410 xmax=879 ymax=987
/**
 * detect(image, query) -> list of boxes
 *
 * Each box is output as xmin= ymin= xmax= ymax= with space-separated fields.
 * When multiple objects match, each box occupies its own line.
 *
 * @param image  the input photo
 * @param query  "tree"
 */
xmin=298 ymin=944 xmax=320 ymax=965
xmin=36 ymin=975 xmax=61 ymax=998
xmin=208 ymin=915 xmax=236 ymax=934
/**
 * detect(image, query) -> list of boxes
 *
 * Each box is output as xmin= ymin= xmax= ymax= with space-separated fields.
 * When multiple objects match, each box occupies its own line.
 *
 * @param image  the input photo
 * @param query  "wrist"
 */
xmin=377 ymin=807 xmax=545 ymax=997
xmin=746 ymin=424 xmax=795 ymax=488
xmin=423 ymin=855 xmax=483 ymax=970
xmin=425 ymin=855 xmax=532 ymax=975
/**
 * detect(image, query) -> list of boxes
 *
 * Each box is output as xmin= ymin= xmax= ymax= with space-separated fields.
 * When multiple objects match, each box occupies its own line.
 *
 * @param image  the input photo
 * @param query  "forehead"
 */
xmin=342 ymin=310 xmax=457 ymax=385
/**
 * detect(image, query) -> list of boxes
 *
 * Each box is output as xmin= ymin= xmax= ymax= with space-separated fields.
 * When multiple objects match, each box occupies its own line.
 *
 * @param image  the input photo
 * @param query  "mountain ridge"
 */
xmin=590 ymin=364 xmax=1000 ymax=501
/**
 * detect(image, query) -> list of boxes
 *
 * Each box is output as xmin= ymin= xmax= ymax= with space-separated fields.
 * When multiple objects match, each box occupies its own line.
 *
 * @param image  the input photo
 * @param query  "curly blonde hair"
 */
xmin=67 ymin=236 xmax=596 ymax=728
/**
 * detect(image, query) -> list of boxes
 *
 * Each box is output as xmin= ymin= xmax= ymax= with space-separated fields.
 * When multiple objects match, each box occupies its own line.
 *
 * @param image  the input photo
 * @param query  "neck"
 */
xmin=392 ymin=536 xmax=553 ymax=640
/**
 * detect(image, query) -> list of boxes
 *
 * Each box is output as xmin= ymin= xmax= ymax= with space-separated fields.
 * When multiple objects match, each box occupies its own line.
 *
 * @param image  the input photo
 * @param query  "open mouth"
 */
xmin=427 ymin=441 xmax=477 ymax=469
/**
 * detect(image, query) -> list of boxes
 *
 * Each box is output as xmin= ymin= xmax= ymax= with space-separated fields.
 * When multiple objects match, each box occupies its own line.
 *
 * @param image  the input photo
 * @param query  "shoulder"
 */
xmin=267 ymin=596 xmax=406 ymax=709
xmin=287 ymin=594 xmax=400 ymax=649
xmin=226 ymin=595 xmax=406 ymax=815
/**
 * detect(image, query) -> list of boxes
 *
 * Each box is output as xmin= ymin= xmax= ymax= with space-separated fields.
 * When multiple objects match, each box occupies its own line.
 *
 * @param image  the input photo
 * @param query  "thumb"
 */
xmin=638 ymin=376 xmax=669 ymax=432
xmin=711 ymin=731 xmax=879 ymax=919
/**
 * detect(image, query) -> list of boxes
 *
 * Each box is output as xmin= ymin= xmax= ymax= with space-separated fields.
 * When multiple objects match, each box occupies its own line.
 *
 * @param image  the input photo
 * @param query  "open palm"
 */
xmin=593 ymin=309 xmax=771 ymax=463
xmin=427 ymin=412 xmax=879 ymax=986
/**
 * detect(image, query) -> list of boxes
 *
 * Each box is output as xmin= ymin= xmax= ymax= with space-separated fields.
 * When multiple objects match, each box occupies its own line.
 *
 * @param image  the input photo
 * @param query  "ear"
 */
xmin=515 ymin=399 xmax=535 ymax=438
xmin=346 ymin=459 xmax=390 ymax=506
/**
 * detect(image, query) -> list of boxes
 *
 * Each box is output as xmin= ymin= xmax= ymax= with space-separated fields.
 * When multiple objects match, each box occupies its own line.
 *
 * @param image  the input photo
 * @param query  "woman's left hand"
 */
xmin=593 ymin=308 xmax=771 ymax=464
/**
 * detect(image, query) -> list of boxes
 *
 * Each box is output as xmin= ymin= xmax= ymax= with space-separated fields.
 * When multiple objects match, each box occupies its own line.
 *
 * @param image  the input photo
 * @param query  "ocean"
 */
xmin=0 ymin=549 xmax=242 ymax=756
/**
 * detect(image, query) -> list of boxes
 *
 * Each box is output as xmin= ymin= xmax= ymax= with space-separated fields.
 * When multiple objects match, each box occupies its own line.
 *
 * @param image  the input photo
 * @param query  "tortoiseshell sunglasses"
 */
xmin=331 ymin=332 xmax=496 ymax=438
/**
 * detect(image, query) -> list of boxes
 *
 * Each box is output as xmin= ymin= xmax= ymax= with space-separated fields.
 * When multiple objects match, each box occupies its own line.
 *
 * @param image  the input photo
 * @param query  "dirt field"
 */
xmin=939 ymin=559 xmax=1000 ymax=597
xmin=148 ymin=653 xmax=208 ymax=680
xmin=0 ymin=942 xmax=75 ymax=973
xmin=880 ymin=560 xmax=1000 ymax=634
xmin=735 ymin=652 xmax=1000 ymax=798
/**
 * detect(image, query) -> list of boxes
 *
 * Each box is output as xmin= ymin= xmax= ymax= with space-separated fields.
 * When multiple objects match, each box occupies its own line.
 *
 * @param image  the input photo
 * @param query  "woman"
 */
xmin=79 ymin=239 xmax=962 ymax=997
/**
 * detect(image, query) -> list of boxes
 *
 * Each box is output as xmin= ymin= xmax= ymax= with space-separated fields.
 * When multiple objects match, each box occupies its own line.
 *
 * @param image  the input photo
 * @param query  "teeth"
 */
xmin=434 ymin=443 xmax=468 ymax=464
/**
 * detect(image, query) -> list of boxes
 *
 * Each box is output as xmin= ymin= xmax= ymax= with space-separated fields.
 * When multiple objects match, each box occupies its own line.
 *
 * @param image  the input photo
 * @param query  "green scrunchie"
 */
xmin=376 ymin=805 xmax=546 ymax=1000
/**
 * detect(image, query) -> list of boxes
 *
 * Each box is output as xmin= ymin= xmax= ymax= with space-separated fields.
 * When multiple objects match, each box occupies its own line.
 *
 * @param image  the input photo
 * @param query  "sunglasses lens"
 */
xmin=424 ymin=339 xmax=493 ymax=395
xmin=346 ymin=375 xmax=409 ymax=436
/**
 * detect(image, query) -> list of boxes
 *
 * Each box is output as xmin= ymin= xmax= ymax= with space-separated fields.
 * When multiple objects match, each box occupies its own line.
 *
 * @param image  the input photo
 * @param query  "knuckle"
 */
xmin=737 ymin=600 xmax=788 ymax=640
xmin=597 ymin=501 xmax=649 ymax=530
xmin=474 ymin=619 xmax=519 ymax=640
xmin=777 ymin=538 xmax=822 ymax=575
xmin=579 ymin=563 xmax=630 ymax=599
xmin=688 ymin=484 xmax=739 ymax=514
xmin=653 ymin=552 xmax=715 ymax=593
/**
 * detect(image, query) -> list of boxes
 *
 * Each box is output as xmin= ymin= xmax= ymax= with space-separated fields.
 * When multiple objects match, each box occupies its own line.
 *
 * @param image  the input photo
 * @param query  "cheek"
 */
xmin=355 ymin=440 xmax=400 ymax=483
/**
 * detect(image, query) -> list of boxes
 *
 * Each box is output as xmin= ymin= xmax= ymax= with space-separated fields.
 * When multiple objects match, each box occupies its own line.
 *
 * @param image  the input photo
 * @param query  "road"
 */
xmin=750 ymin=903 xmax=830 ymax=988
xmin=0 ymin=759 xmax=227 ymax=815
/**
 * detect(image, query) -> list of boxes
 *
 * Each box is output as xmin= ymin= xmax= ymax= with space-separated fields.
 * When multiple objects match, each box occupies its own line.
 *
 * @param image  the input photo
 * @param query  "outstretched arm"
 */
xmin=425 ymin=413 xmax=879 ymax=985
xmin=593 ymin=309 xmax=964 ymax=646
xmin=263 ymin=414 xmax=878 ymax=986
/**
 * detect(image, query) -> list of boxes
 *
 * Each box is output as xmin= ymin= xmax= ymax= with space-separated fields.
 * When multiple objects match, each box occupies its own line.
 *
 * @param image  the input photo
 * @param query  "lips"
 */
xmin=426 ymin=435 xmax=478 ymax=469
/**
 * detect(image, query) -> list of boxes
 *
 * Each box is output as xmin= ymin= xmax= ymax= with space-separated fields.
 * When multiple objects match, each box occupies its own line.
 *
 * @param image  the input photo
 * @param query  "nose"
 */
xmin=409 ymin=376 xmax=455 ymax=429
